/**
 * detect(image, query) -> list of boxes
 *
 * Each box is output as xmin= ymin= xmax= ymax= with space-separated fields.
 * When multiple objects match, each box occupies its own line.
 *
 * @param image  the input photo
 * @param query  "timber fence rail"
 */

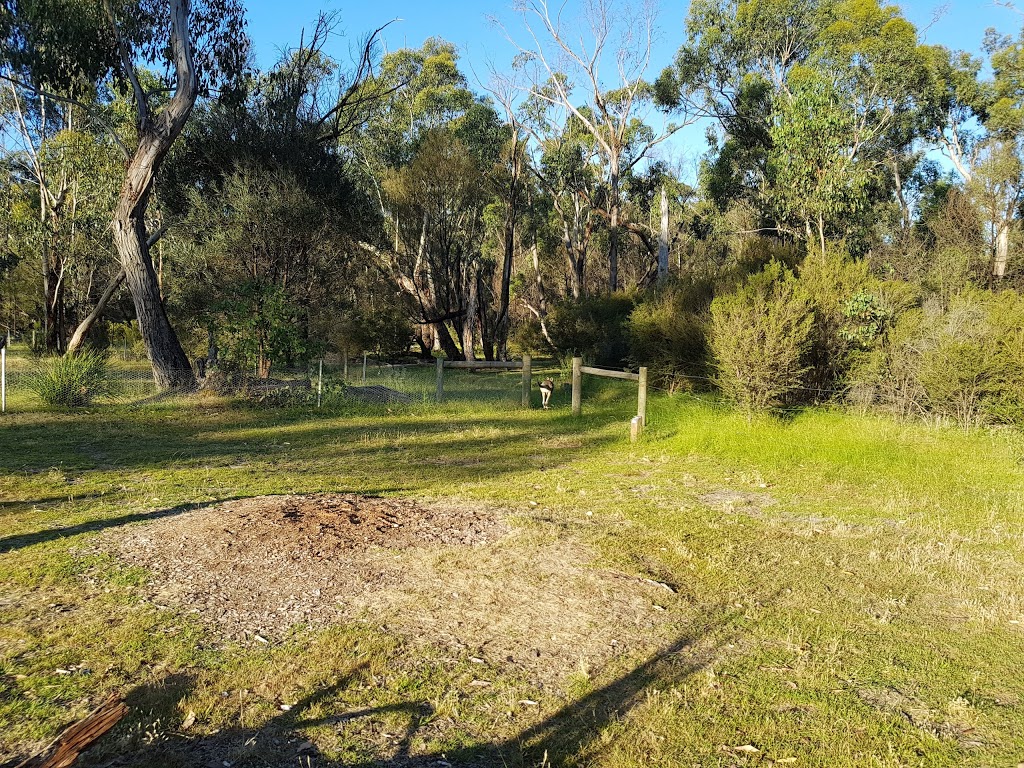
xmin=571 ymin=356 xmax=649 ymax=442
xmin=434 ymin=354 xmax=535 ymax=406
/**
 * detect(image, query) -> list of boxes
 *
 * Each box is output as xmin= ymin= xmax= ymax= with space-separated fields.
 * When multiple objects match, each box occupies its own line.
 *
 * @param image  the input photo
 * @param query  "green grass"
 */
xmin=1 ymin=373 xmax=1023 ymax=767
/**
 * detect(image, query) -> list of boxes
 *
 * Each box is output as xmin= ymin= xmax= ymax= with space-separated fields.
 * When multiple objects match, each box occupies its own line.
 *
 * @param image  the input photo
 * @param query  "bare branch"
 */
xmin=102 ymin=0 xmax=150 ymax=127
xmin=0 ymin=73 xmax=132 ymax=160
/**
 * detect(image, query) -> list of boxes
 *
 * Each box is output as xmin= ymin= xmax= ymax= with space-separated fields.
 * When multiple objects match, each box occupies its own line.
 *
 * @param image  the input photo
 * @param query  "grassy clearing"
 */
xmin=1 ymin=371 xmax=1023 ymax=767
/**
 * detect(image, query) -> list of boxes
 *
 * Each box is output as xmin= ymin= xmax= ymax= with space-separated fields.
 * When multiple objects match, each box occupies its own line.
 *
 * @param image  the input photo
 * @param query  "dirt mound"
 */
xmin=100 ymin=494 xmax=678 ymax=687
xmin=217 ymin=493 xmax=497 ymax=553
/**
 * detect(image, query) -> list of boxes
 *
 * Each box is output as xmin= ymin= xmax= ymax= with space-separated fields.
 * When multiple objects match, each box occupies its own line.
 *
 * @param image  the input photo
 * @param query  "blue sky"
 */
xmin=241 ymin=0 xmax=1023 ymax=176
xmin=243 ymin=0 xmax=1021 ymax=72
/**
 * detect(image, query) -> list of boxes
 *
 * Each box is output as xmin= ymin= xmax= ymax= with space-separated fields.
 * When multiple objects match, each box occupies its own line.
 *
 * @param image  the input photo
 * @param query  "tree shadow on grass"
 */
xmin=76 ymin=613 xmax=740 ymax=768
xmin=0 ymin=409 xmax=622 ymax=475
xmin=0 ymin=500 xmax=227 ymax=555
xmin=0 ymin=488 xmax=415 ymax=555
xmin=0 ymin=492 xmax=106 ymax=514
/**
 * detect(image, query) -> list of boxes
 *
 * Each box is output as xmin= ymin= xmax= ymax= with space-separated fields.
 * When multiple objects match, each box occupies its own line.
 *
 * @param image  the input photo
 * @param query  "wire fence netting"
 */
xmin=0 ymin=346 xmax=562 ymax=411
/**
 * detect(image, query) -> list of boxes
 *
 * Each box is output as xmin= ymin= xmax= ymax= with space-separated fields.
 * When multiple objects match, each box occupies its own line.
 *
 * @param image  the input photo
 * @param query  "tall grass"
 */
xmin=26 ymin=349 xmax=114 ymax=407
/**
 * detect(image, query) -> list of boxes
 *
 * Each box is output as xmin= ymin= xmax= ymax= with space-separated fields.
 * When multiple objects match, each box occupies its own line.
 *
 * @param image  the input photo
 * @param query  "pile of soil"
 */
xmin=99 ymin=494 xmax=679 ymax=686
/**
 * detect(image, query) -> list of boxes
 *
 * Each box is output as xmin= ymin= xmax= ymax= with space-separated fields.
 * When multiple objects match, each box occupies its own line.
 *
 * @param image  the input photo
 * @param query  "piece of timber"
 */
xmin=580 ymin=366 xmax=640 ymax=381
xmin=17 ymin=694 xmax=128 ymax=768
xmin=443 ymin=361 xmax=523 ymax=369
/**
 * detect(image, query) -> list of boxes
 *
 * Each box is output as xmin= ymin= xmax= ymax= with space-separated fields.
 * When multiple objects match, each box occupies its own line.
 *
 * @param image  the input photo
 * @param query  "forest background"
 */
xmin=2 ymin=0 xmax=1024 ymax=426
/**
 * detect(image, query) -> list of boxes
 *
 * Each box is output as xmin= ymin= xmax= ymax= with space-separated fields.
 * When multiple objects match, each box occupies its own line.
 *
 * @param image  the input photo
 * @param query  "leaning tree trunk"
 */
xmin=66 ymin=268 xmax=126 ymax=355
xmin=109 ymin=0 xmax=199 ymax=391
xmin=433 ymin=321 xmax=461 ymax=360
xmin=113 ymin=149 xmax=194 ymax=390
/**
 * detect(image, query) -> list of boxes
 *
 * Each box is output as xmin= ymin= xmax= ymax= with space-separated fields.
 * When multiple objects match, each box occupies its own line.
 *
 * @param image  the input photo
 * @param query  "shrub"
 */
xmin=864 ymin=290 xmax=1024 ymax=427
xmin=546 ymin=293 xmax=635 ymax=366
xmin=106 ymin=321 xmax=146 ymax=360
xmin=918 ymin=334 xmax=1002 ymax=428
xmin=336 ymin=301 xmax=414 ymax=361
xmin=710 ymin=261 xmax=813 ymax=414
xmin=28 ymin=349 xmax=113 ymax=407
xmin=627 ymin=278 xmax=713 ymax=392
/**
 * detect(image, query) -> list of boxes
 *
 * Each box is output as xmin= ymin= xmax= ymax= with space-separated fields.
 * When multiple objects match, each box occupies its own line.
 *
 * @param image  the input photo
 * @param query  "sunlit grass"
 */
xmin=1 ymin=376 xmax=1023 ymax=766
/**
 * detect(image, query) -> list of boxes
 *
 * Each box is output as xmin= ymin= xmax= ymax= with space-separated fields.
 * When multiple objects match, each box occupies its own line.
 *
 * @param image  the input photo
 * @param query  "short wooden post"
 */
xmin=362 ymin=352 xmax=367 ymax=384
xmin=317 ymin=359 xmax=323 ymax=408
xmin=435 ymin=355 xmax=444 ymax=402
xmin=630 ymin=415 xmax=642 ymax=442
xmin=571 ymin=356 xmax=582 ymax=417
xmin=637 ymin=366 xmax=648 ymax=426
xmin=521 ymin=354 xmax=532 ymax=407
xmin=343 ymin=353 xmax=348 ymax=382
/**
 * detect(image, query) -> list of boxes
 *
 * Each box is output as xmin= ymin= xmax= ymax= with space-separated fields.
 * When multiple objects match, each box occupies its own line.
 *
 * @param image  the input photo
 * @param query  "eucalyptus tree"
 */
xmin=352 ymin=40 xmax=506 ymax=360
xmin=161 ymin=13 xmax=389 ymax=373
xmin=505 ymin=0 xmax=693 ymax=292
xmin=0 ymin=83 xmax=124 ymax=352
xmin=669 ymin=0 xmax=933 ymax=255
xmin=922 ymin=27 xmax=1024 ymax=279
xmin=381 ymin=128 xmax=493 ymax=361
xmin=1 ymin=0 xmax=248 ymax=388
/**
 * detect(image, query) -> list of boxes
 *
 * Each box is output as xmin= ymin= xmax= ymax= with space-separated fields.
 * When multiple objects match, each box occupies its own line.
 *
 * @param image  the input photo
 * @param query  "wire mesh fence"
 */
xmin=0 ymin=346 xmax=568 ymax=412
xmin=0 ymin=344 xmax=159 ymax=410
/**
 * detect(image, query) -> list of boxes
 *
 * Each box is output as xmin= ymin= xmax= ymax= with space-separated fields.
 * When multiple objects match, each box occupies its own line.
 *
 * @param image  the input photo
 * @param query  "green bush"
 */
xmin=546 ymin=293 xmax=635 ymax=366
xmin=335 ymin=301 xmax=414 ymax=361
xmin=28 ymin=350 xmax=113 ymax=407
xmin=106 ymin=321 xmax=146 ymax=360
xmin=864 ymin=290 xmax=1024 ymax=427
xmin=710 ymin=261 xmax=813 ymax=414
xmin=627 ymin=278 xmax=713 ymax=392
xmin=918 ymin=334 xmax=1002 ymax=428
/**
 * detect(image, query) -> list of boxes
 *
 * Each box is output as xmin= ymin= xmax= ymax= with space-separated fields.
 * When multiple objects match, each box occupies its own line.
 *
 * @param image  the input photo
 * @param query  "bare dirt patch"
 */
xmin=856 ymin=687 xmax=983 ymax=748
xmin=699 ymin=489 xmax=777 ymax=515
xmin=98 ymin=494 xmax=678 ymax=687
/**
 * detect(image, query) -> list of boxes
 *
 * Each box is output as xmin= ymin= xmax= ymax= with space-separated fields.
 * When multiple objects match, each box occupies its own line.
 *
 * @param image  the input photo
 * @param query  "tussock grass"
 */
xmin=1 ymin=374 xmax=1023 ymax=766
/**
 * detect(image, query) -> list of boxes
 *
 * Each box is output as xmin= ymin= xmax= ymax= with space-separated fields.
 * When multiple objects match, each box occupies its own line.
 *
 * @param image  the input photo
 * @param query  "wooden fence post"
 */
xmin=362 ymin=352 xmax=367 ymax=384
xmin=637 ymin=366 xmax=648 ymax=426
xmin=630 ymin=415 xmax=642 ymax=442
xmin=521 ymin=354 xmax=532 ymax=407
xmin=571 ymin=356 xmax=582 ymax=417
xmin=435 ymin=356 xmax=444 ymax=402
xmin=317 ymin=359 xmax=323 ymax=408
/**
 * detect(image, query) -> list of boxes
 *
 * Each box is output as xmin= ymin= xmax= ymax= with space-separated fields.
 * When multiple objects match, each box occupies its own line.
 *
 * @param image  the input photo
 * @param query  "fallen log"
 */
xmin=16 ymin=694 xmax=128 ymax=768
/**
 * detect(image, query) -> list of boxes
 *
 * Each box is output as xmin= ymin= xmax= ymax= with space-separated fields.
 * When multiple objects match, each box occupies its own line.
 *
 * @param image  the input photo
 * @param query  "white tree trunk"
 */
xmin=657 ymin=184 xmax=669 ymax=278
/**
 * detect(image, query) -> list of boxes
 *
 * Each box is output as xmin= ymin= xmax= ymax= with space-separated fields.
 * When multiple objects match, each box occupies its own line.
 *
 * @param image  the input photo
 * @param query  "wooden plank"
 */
xmin=580 ymin=366 xmax=640 ymax=381
xmin=17 ymin=694 xmax=128 ymax=768
xmin=443 ymin=361 xmax=523 ymax=369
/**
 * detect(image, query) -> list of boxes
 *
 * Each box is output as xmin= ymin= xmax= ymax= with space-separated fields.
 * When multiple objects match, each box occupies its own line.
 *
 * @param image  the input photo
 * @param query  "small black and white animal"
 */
xmin=538 ymin=377 xmax=555 ymax=409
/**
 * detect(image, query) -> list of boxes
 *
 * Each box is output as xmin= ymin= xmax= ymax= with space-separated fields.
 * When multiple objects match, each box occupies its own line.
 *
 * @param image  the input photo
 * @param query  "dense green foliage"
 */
xmin=710 ymin=262 xmax=813 ymax=413
xmin=0 ymin=0 xmax=1021 ymax=423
